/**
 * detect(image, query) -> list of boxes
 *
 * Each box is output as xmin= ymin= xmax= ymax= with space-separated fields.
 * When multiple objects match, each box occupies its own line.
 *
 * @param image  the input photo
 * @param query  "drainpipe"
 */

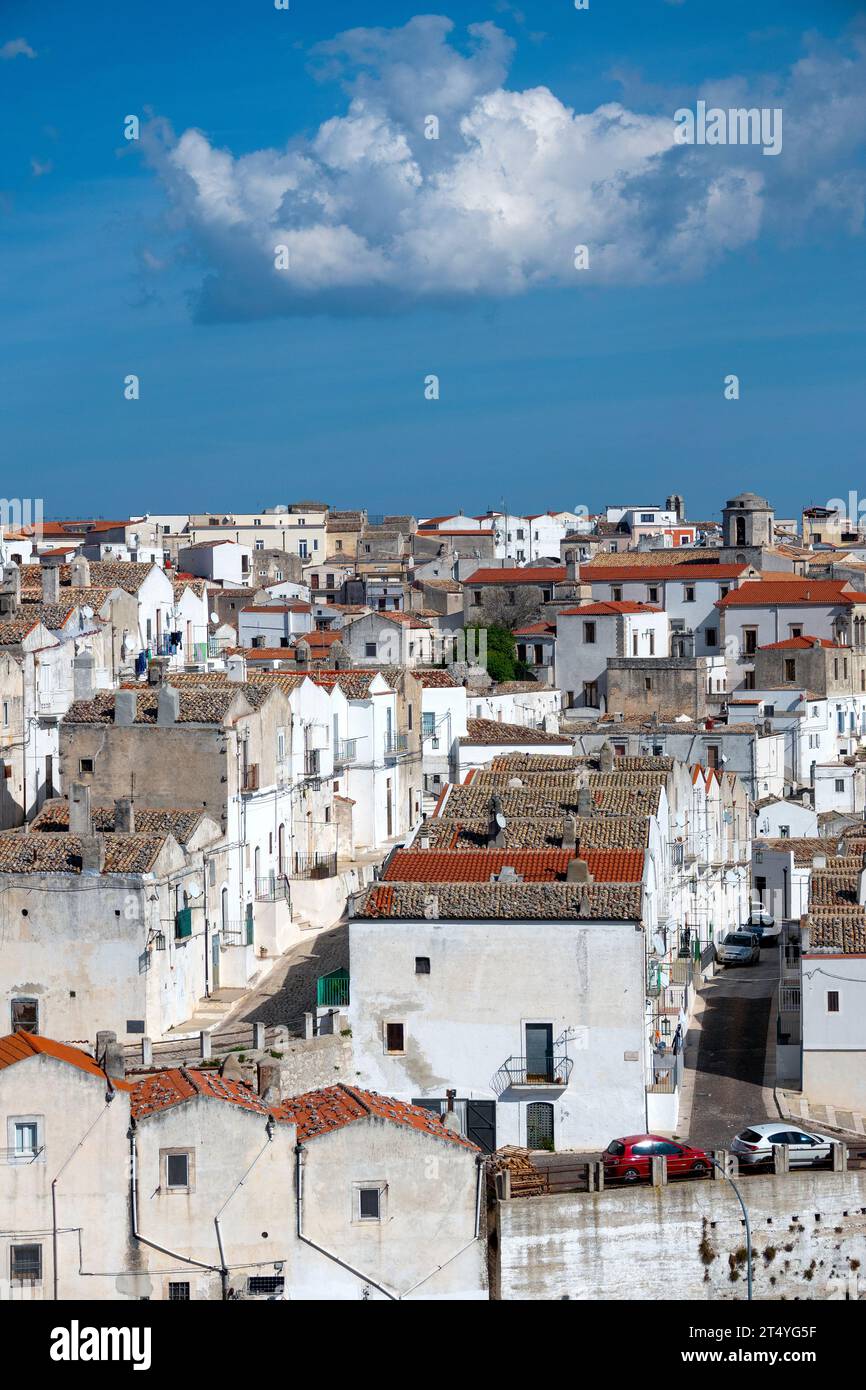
xmin=213 ymin=1124 xmax=276 ymax=1300
xmin=294 ymin=1142 xmax=397 ymax=1300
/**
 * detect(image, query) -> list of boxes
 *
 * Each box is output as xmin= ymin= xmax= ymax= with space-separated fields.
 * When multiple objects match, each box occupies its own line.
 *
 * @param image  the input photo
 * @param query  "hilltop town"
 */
xmin=2 ymin=492 xmax=866 ymax=1301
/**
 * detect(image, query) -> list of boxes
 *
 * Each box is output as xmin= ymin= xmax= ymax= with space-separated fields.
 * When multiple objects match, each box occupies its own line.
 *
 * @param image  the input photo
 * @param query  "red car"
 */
xmin=603 ymin=1134 xmax=710 ymax=1182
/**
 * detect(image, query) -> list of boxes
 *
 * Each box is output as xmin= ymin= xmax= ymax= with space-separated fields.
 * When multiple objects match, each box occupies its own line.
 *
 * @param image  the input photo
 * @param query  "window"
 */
xmin=13 ymin=1120 xmax=39 ymax=1159
xmin=79 ymin=757 xmax=94 ymax=774
xmin=162 ymin=1150 xmax=194 ymax=1192
xmin=640 ymin=513 xmax=654 ymax=524
xmin=1 ymin=701 xmax=8 ymax=727
xmin=784 ymin=658 xmax=796 ymax=681
xmin=10 ymin=1244 xmax=41 ymax=1284
xmin=779 ymin=826 xmax=790 ymax=838
xmin=11 ymin=997 xmax=38 ymax=1034
xmin=506 ymin=590 xmax=516 ymax=605
xmin=790 ymin=625 xmax=803 ymax=638
xmin=611 ymin=587 xmax=622 ymax=602
xmin=743 ymin=628 xmax=758 ymax=655
xmin=706 ymin=746 xmax=719 ymax=769
xmin=613 ymin=743 xmax=626 ymax=758
xmin=277 ymin=728 xmax=286 ymax=763
xmin=473 ymin=590 xmax=481 ymax=605
xmin=415 ymin=956 xmax=430 ymax=974
xmin=644 ymin=677 xmax=652 ymax=692
xmin=647 ymin=586 xmax=659 ymax=604
xmin=385 ymin=1022 xmax=405 ymax=1053
xmin=364 ymin=642 xmax=377 ymax=658
xmin=684 ymin=586 xmax=695 ymax=603
xmin=247 ymin=1276 xmax=284 ymax=1296
xmin=421 ymin=711 xmax=435 ymax=738
xmin=357 ymin=1187 xmax=381 ymax=1221
xmin=583 ymin=621 xmax=596 ymax=644
xmin=835 ymin=779 xmax=845 ymax=793
xmin=827 ymin=991 xmax=840 ymax=1013
xmin=168 ymin=1282 xmax=190 ymax=1301
xmin=706 ymin=627 xmax=717 ymax=647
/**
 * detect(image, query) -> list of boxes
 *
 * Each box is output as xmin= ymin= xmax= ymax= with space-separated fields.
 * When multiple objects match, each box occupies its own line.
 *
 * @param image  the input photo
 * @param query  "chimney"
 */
xmin=73 ymin=653 xmax=95 ymax=702
xmin=488 ymin=794 xmax=507 ymax=848
xmin=114 ymin=689 xmax=137 ymax=726
xmin=442 ymin=1088 xmax=461 ymax=1133
xmin=69 ymin=780 xmax=92 ymax=836
xmin=96 ymin=1031 xmax=125 ymax=1082
xmin=114 ymin=797 xmax=135 ymax=834
xmin=577 ymin=784 xmax=594 ymax=818
xmin=257 ymin=1060 xmax=282 ymax=1104
xmin=599 ymin=741 xmax=614 ymax=774
xmin=147 ymin=656 xmax=170 ymax=686
xmin=156 ymin=685 xmax=180 ymax=726
xmin=295 ymin=638 xmax=310 ymax=670
xmin=226 ymin=654 xmax=247 ymax=683
xmin=42 ymin=563 xmax=61 ymax=604
xmin=567 ymin=857 xmax=595 ymax=884
xmin=79 ymin=834 xmax=105 ymax=874
xmin=69 ymin=555 xmax=90 ymax=589
xmin=562 ymin=814 xmax=578 ymax=850
xmin=332 ymin=640 xmax=350 ymax=670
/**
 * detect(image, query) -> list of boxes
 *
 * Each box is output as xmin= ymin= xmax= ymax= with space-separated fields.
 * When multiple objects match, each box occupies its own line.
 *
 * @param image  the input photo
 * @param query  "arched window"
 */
xmin=220 ymin=887 xmax=229 ymax=933
xmin=735 ymin=516 xmax=746 ymax=547
xmin=526 ymin=1101 xmax=554 ymax=1151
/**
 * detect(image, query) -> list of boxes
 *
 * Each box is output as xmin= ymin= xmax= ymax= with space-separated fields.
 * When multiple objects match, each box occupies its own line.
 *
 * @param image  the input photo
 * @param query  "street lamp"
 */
xmin=706 ymin=1155 xmax=753 ymax=1299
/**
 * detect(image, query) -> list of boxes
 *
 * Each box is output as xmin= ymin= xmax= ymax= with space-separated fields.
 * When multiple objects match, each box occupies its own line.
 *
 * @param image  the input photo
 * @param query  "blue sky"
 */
xmin=1 ymin=0 xmax=865 ymax=522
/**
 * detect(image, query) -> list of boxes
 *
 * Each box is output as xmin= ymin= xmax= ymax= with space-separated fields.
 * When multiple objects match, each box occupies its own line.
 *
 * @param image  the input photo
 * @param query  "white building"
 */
xmin=555 ymin=601 xmax=670 ymax=711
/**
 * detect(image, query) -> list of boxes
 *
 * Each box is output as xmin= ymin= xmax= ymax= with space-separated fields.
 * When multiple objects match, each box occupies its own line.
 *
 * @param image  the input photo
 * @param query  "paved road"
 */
xmin=684 ymin=948 xmax=780 ymax=1152
xmin=222 ymin=920 xmax=349 ymax=1034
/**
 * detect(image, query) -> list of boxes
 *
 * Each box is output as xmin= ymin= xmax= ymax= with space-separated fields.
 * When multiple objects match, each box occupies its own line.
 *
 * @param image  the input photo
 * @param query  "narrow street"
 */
xmin=681 ymin=947 xmax=779 ymax=1151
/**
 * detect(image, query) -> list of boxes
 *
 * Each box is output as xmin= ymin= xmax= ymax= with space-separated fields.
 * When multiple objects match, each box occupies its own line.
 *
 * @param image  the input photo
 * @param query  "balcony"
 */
xmin=493 ymin=1055 xmax=573 ymax=1092
xmin=241 ymin=764 xmax=260 ymax=794
xmin=317 ymin=969 xmax=350 ymax=1008
xmin=255 ymin=875 xmax=291 ymax=904
xmin=221 ymin=918 xmax=254 ymax=948
xmin=304 ymin=751 xmax=321 ymax=778
xmin=290 ymin=851 xmax=337 ymax=880
xmin=334 ymin=738 xmax=358 ymax=766
xmin=384 ymin=732 xmax=408 ymax=757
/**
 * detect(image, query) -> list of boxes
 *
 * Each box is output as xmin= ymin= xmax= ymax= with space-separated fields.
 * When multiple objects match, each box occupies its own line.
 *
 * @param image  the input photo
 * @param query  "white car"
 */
xmin=717 ymin=931 xmax=760 ymax=966
xmin=730 ymin=1123 xmax=835 ymax=1167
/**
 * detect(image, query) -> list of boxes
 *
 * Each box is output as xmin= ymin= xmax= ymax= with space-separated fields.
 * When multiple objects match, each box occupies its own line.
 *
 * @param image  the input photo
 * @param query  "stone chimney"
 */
xmin=488 ymin=794 xmax=507 ymax=848
xmin=332 ymin=640 xmax=350 ymax=670
xmin=599 ymin=741 xmax=614 ymax=775
xmin=114 ymin=797 xmax=135 ymax=834
xmin=577 ymin=784 xmax=594 ymax=818
xmin=69 ymin=555 xmax=90 ymax=589
xmin=42 ymin=562 xmax=61 ymax=604
xmin=567 ymin=857 xmax=595 ymax=884
xmin=73 ymin=654 xmax=95 ymax=702
xmin=295 ymin=638 xmax=310 ymax=670
xmin=79 ymin=835 xmax=105 ymax=874
xmin=257 ymin=1060 xmax=282 ymax=1104
xmin=114 ymin=689 xmax=137 ymax=726
xmin=562 ymin=814 xmax=577 ymax=850
xmin=156 ymin=685 xmax=180 ymax=726
xmin=69 ymin=781 xmax=92 ymax=836
xmin=96 ymin=1031 xmax=126 ymax=1082
xmin=226 ymin=654 xmax=247 ymax=683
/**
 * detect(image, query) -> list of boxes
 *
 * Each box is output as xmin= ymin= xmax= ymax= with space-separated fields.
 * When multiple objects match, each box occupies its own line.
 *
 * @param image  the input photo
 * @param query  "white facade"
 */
xmin=555 ymin=605 xmax=670 ymax=710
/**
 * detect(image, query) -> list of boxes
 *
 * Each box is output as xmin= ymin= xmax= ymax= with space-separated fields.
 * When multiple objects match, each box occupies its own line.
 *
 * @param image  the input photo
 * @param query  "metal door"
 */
xmin=526 ymin=1102 xmax=553 ymax=1151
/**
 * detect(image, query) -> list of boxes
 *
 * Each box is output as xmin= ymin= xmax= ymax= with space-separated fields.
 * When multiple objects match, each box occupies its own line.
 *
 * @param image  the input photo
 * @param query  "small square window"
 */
xmin=358 ymin=1187 xmax=381 ymax=1220
xmin=247 ymin=1275 xmax=285 ymax=1296
xmin=162 ymin=1149 xmax=194 ymax=1192
xmin=11 ymin=997 xmax=38 ymax=1034
xmin=365 ymin=643 xmax=377 ymax=658
xmin=385 ymin=1022 xmax=405 ymax=1053
xmin=79 ymin=757 xmax=94 ymax=774
xmin=415 ymin=956 xmax=430 ymax=975
xmin=168 ymin=1281 xmax=190 ymax=1301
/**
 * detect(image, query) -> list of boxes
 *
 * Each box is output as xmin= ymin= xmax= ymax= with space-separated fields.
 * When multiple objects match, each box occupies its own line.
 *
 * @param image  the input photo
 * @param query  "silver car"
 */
xmin=717 ymin=930 xmax=760 ymax=966
xmin=730 ymin=1123 xmax=835 ymax=1167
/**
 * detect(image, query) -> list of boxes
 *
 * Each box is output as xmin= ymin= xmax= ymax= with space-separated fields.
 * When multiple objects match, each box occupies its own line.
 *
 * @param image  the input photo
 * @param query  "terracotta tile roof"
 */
xmin=357 ymin=881 xmax=642 ymax=921
xmin=806 ymin=911 xmax=866 ymax=954
xmin=581 ymin=550 xmax=738 ymax=570
xmin=17 ymin=603 xmax=80 ymax=630
xmin=756 ymin=836 xmax=842 ymax=863
xmin=717 ymin=579 xmax=859 ymax=608
xmin=173 ymin=578 xmax=208 ymax=599
xmin=19 ymin=561 xmax=159 ymax=594
xmin=274 ymin=1084 xmax=478 ymax=1149
xmin=582 ymin=563 xmax=748 ymax=583
xmin=414 ymin=669 xmax=459 ymax=688
xmin=513 ymin=621 xmax=557 ymax=635
xmin=31 ymin=799 xmax=206 ymax=845
xmin=491 ymin=681 xmax=553 ymax=694
xmin=461 ymin=719 xmax=568 ymax=745
xmin=558 ymin=601 xmax=662 ymax=616
xmin=810 ymin=867 xmax=862 ymax=907
xmin=759 ymin=635 xmax=841 ymax=650
xmin=0 ymin=618 xmax=41 ymax=644
xmin=0 ymin=831 xmax=169 ymax=876
xmin=131 ymin=1067 xmax=272 ymax=1119
xmin=465 ymin=566 xmax=566 ymax=585
xmin=0 ymin=1032 xmax=133 ymax=1088
xmin=425 ymin=814 xmax=650 ymax=851
xmin=64 ymin=687 xmax=243 ymax=725
xmin=384 ymin=847 xmax=644 ymax=883
xmin=309 ymin=670 xmax=388 ymax=698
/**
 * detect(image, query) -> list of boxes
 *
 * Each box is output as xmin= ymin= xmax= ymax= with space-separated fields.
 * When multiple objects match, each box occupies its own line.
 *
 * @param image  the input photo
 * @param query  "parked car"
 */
xmin=730 ymin=1123 xmax=835 ymax=1167
xmin=717 ymin=930 xmax=761 ymax=966
xmin=745 ymin=909 xmax=782 ymax=944
xmin=603 ymin=1134 xmax=711 ymax=1182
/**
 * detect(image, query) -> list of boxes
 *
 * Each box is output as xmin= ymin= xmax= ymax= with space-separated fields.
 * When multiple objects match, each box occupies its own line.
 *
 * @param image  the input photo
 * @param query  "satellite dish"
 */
xmin=186 ymin=880 xmax=203 ymax=900
xmin=210 ymin=611 xmax=219 ymax=624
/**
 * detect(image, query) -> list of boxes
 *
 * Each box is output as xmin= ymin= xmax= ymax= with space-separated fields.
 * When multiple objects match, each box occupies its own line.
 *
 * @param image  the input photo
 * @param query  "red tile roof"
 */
xmin=514 ymin=621 xmax=557 ymax=635
xmin=383 ymin=848 xmax=645 ymax=883
xmin=558 ymin=602 xmax=662 ymax=616
xmin=130 ymin=1067 xmax=272 ymax=1119
xmin=759 ymin=635 xmax=842 ymax=650
xmin=718 ymin=580 xmax=859 ymax=608
xmin=465 ymin=567 xmax=566 ymax=585
xmin=582 ymin=563 xmax=748 ymax=583
xmin=0 ymin=1033 xmax=133 ymax=1088
xmin=274 ymin=1084 xmax=478 ymax=1149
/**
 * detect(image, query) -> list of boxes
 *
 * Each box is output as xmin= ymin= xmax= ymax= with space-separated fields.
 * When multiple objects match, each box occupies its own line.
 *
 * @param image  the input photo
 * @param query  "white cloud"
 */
xmin=140 ymin=14 xmax=866 ymax=320
xmin=1 ymin=38 xmax=36 ymax=61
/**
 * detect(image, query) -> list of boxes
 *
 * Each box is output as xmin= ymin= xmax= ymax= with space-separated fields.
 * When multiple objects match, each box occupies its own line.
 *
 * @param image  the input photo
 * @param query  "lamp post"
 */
xmin=707 ymin=1154 xmax=753 ymax=1300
